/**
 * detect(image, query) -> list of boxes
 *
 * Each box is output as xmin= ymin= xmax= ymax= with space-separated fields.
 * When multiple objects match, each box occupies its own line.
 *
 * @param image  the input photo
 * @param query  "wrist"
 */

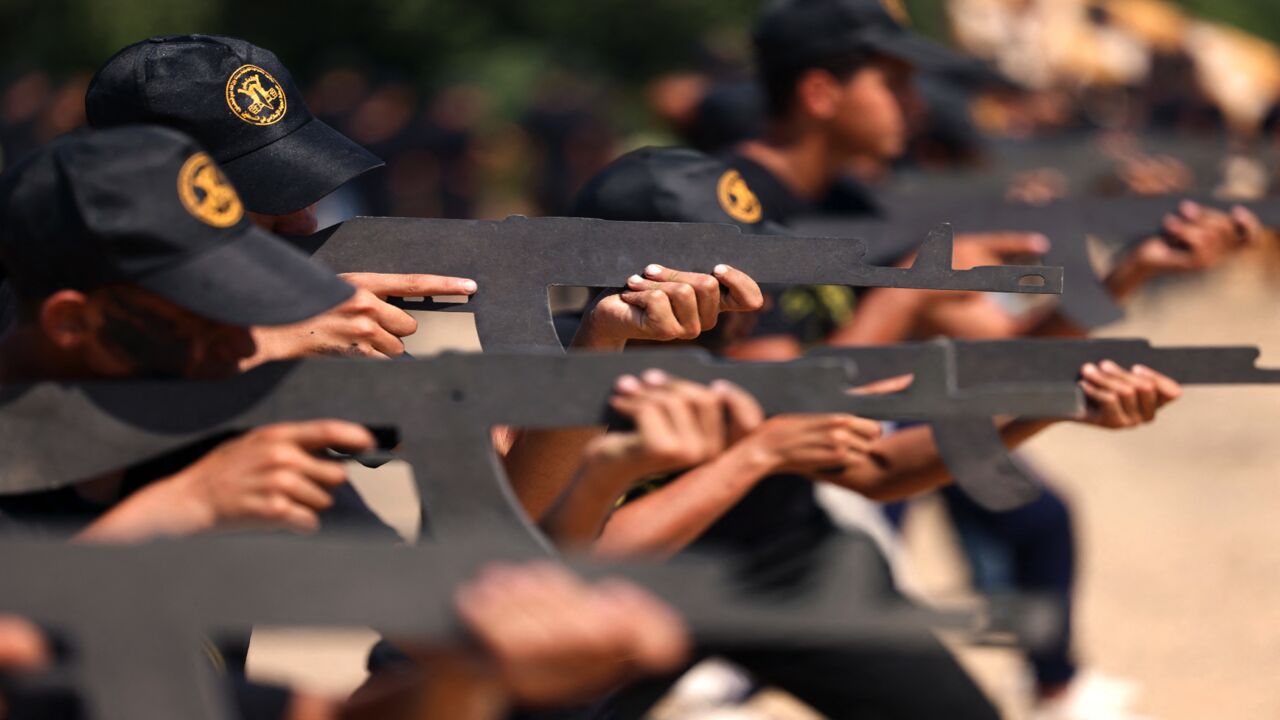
xmin=1105 ymin=250 xmax=1156 ymax=301
xmin=77 ymin=475 xmax=217 ymax=544
xmin=577 ymin=447 xmax=664 ymax=500
xmin=243 ymin=327 xmax=286 ymax=369
xmin=154 ymin=471 xmax=219 ymax=535
xmin=722 ymin=439 xmax=780 ymax=481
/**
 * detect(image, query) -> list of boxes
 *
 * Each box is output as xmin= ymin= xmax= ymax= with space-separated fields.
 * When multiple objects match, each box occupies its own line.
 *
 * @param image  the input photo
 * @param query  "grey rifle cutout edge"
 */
xmin=797 ymin=194 xmax=1280 ymax=330
xmin=0 ymin=532 xmax=1061 ymax=720
xmin=0 ymin=348 xmax=1083 ymax=535
xmin=814 ymin=337 xmax=1280 ymax=501
xmin=294 ymin=215 xmax=1062 ymax=351
xmin=290 ymin=214 xmax=1070 ymax=508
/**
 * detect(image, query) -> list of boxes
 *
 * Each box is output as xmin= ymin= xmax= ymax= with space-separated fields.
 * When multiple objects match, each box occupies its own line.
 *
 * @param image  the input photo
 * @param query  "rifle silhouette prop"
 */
xmin=795 ymin=194 xmax=1280 ymax=330
xmin=888 ymin=133 xmax=1280 ymax=201
xmin=0 ymin=532 xmax=1060 ymax=720
xmin=0 ymin=349 xmax=1082 ymax=538
xmin=813 ymin=338 xmax=1280 ymax=503
xmin=291 ymin=216 xmax=1063 ymax=351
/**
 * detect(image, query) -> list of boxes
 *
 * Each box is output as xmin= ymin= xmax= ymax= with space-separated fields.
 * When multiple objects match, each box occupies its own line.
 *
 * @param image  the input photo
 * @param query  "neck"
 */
xmin=0 ymin=325 xmax=84 ymax=383
xmin=737 ymin=118 xmax=841 ymax=200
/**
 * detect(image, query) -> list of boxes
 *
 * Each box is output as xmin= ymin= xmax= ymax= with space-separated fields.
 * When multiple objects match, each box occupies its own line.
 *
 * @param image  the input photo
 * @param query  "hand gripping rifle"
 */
xmin=795 ymin=194 xmax=1280 ymax=330
xmin=814 ymin=338 xmax=1280 ymax=504
xmin=0 ymin=531 xmax=1060 ymax=720
xmin=0 ymin=349 xmax=1081 ymax=541
xmin=292 ymin=216 xmax=1063 ymax=350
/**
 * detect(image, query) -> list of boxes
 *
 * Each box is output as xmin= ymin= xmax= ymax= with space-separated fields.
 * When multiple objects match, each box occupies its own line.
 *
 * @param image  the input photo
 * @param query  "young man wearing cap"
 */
xmin=0 ymin=125 xmax=393 ymax=544
xmin=0 ymin=126 xmax=704 ymax=720
xmin=729 ymin=3 xmax=1251 ymax=714
xmin=732 ymin=0 xmax=1259 ymax=355
xmin=560 ymin=144 xmax=1187 ymax=720
xmin=82 ymin=35 xmax=766 ymax=520
xmin=83 ymin=35 xmax=480 ymax=364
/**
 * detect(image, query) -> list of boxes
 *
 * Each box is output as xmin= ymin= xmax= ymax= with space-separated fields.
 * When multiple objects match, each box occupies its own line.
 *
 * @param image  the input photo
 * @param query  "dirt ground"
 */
xmin=248 ymin=253 xmax=1280 ymax=719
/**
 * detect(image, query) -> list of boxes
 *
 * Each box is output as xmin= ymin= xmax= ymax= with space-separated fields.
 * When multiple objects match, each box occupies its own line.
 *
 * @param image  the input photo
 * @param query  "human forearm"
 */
xmin=1103 ymin=250 xmax=1156 ymax=303
xmin=568 ymin=315 xmax=629 ymax=352
xmin=541 ymin=460 xmax=649 ymax=548
xmin=504 ymin=428 xmax=607 ymax=520
xmin=593 ymin=445 xmax=772 ymax=559
xmin=503 ymin=316 xmax=630 ymax=520
xmin=836 ymin=418 xmax=1057 ymax=502
xmin=73 ymin=476 xmax=213 ymax=544
xmin=826 ymin=288 xmax=924 ymax=346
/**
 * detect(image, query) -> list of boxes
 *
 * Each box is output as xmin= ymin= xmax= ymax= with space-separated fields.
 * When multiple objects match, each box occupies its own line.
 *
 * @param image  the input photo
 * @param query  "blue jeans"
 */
xmin=941 ymin=469 xmax=1078 ymax=688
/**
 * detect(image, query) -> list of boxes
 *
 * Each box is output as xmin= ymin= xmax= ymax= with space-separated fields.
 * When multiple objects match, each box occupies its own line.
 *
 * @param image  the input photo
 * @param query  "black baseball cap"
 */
xmin=0 ymin=125 xmax=354 ymax=326
xmin=754 ymin=0 xmax=970 ymax=73
xmin=574 ymin=147 xmax=773 ymax=230
xmin=85 ymin=34 xmax=383 ymax=215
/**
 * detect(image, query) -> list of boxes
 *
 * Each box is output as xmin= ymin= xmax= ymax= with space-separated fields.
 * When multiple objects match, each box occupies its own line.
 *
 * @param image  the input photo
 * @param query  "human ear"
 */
xmin=795 ymin=68 xmax=842 ymax=120
xmin=39 ymin=290 xmax=95 ymax=350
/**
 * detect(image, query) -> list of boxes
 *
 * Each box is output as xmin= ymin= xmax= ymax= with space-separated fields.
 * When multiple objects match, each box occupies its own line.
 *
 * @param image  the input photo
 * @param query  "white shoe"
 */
xmin=1032 ymin=670 xmax=1149 ymax=720
xmin=650 ymin=658 xmax=755 ymax=719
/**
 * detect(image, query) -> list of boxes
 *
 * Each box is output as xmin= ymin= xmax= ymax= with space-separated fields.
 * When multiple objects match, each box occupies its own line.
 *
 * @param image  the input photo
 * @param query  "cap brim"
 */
xmin=135 ymin=223 xmax=354 ymax=327
xmin=867 ymin=30 xmax=973 ymax=73
xmin=220 ymin=117 xmax=384 ymax=215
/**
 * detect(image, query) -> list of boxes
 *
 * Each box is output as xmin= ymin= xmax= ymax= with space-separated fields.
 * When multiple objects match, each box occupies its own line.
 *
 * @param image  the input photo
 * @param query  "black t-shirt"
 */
xmin=724 ymin=153 xmax=813 ymax=225
xmin=722 ymin=153 xmax=860 ymax=348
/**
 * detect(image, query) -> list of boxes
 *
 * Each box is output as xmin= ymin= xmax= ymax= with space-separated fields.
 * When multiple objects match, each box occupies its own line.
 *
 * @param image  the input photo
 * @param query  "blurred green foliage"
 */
xmin=1 ymin=0 xmax=1278 ymax=100
xmin=1 ymin=1 xmax=756 ymax=85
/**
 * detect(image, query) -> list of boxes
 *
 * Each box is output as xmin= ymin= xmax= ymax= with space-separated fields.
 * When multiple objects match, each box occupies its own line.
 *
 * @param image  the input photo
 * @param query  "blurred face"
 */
xmin=805 ymin=56 xmax=914 ymax=162
xmin=40 ymin=286 xmax=257 ymax=380
xmin=249 ymin=205 xmax=318 ymax=237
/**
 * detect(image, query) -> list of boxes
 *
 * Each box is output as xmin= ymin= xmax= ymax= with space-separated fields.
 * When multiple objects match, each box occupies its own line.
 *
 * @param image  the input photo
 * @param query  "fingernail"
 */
xmin=645 ymin=264 xmax=664 ymax=276
xmin=616 ymin=375 xmax=641 ymax=392
xmin=714 ymin=264 xmax=729 ymax=275
xmin=461 ymin=279 xmax=478 ymax=293
xmin=1031 ymin=234 xmax=1051 ymax=252
xmin=1082 ymin=363 xmax=1098 ymax=374
xmin=1132 ymin=364 xmax=1151 ymax=375
xmin=710 ymin=379 xmax=731 ymax=393
xmin=628 ymin=274 xmax=644 ymax=285
xmin=642 ymin=369 xmax=668 ymax=385
xmin=1100 ymin=360 xmax=1119 ymax=372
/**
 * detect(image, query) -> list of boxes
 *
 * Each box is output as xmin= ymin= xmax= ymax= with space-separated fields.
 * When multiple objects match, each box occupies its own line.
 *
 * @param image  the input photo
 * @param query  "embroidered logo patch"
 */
xmin=225 ymin=64 xmax=287 ymax=126
xmin=716 ymin=170 xmax=763 ymax=224
xmin=881 ymin=0 xmax=910 ymax=24
xmin=177 ymin=152 xmax=244 ymax=228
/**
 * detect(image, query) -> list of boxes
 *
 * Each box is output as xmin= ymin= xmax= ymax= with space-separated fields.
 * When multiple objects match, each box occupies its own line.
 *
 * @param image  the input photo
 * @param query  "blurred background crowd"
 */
xmin=3 ymin=3 xmax=1280 ymax=720
xmin=6 ymin=0 xmax=1280 ymax=222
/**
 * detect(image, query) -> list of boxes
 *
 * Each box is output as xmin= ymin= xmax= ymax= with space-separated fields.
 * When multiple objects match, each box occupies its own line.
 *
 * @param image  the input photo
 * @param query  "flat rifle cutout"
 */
xmin=815 ymin=338 xmax=1280 ymax=504
xmin=0 ymin=531 xmax=1060 ymax=720
xmin=0 ymin=350 xmax=1080 ymax=540
xmin=797 ymin=195 xmax=1280 ymax=329
xmin=293 ymin=216 xmax=1063 ymax=351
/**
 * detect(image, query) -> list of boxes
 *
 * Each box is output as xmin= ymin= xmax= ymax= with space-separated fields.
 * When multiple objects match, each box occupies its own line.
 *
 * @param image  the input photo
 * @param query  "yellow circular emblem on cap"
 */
xmin=716 ymin=170 xmax=763 ymax=224
xmin=881 ymin=0 xmax=910 ymax=24
xmin=177 ymin=152 xmax=244 ymax=228
xmin=225 ymin=64 xmax=287 ymax=126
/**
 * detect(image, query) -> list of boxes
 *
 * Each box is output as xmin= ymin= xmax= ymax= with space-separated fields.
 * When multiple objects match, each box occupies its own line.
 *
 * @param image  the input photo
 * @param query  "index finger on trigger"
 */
xmin=280 ymin=420 xmax=377 ymax=453
xmin=342 ymin=272 xmax=479 ymax=299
